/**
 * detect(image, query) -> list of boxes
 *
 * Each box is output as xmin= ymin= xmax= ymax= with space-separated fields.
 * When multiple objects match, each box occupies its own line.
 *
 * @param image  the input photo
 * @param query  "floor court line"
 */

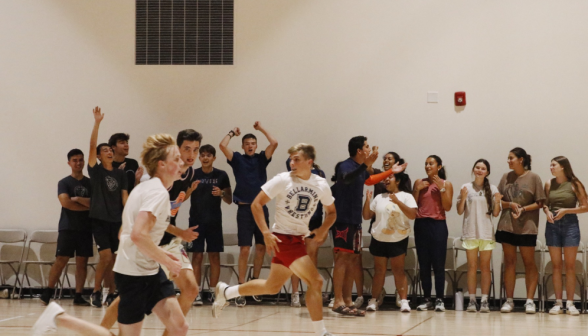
xmin=397 ymin=316 xmax=433 ymax=336
xmin=0 ymin=316 xmax=24 ymax=323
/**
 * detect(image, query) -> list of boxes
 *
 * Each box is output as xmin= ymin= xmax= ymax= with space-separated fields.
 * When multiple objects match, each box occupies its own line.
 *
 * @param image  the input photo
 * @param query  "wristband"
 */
xmin=228 ymin=130 xmax=235 ymax=137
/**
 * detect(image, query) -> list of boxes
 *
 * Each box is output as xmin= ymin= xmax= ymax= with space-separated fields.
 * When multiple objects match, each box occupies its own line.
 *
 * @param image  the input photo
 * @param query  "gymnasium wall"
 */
xmin=2 ymin=0 xmax=588 ymax=296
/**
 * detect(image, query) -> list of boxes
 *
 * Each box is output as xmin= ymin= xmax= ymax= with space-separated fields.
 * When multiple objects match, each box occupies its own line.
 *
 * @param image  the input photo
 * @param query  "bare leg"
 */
xmin=465 ymin=248 xmax=479 ymax=297
xmin=105 ymin=254 xmax=116 ymax=294
xmin=333 ymin=251 xmax=353 ymax=308
xmin=238 ymin=246 xmax=251 ymax=283
xmin=354 ymin=254 xmax=364 ymax=297
xmin=343 ymin=256 xmax=356 ymax=306
xmin=291 ymin=275 xmax=300 ymax=293
xmin=390 ymin=255 xmax=407 ymax=300
xmin=100 ymin=296 xmax=119 ymax=330
xmin=252 ymin=244 xmax=266 ymax=279
xmin=479 ymin=251 xmax=492 ymax=296
xmin=236 ymin=263 xmax=292 ymax=296
xmin=502 ymin=243 xmax=517 ymax=298
xmin=75 ymin=257 xmax=88 ymax=293
xmin=151 ymin=297 xmax=189 ymax=336
xmin=56 ymin=313 xmax=112 ymax=336
xmin=305 ymin=238 xmax=321 ymax=266
xmin=370 ymin=256 xmax=388 ymax=300
xmin=208 ymin=252 xmax=221 ymax=288
xmin=161 ymin=270 xmax=198 ymax=336
xmin=564 ymin=246 xmax=579 ymax=301
xmin=47 ymin=256 xmax=69 ymax=289
xmin=94 ymin=249 xmax=113 ymax=292
xmin=191 ymin=252 xmax=204 ymax=288
xmin=290 ymin=256 xmax=324 ymax=321
xmin=519 ymin=246 xmax=539 ymax=299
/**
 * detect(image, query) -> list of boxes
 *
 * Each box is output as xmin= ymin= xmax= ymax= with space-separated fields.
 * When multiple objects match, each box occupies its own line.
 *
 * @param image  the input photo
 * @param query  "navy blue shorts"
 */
xmin=56 ymin=230 xmax=94 ymax=258
xmin=187 ymin=221 xmax=224 ymax=253
xmin=546 ymin=214 xmax=581 ymax=248
xmin=91 ymin=219 xmax=121 ymax=252
xmin=237 ymin=204 xmax=269 ymax=247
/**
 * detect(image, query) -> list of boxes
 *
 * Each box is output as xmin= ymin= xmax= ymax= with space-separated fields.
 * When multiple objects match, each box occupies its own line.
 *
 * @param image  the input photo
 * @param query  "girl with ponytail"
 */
xmin=496 ymin=147 xmax=546 ymax=314
xmin=543 ymin=156 xmax=588 ymax=315
xmin=456 ymin=159 xmax=502 ymax=313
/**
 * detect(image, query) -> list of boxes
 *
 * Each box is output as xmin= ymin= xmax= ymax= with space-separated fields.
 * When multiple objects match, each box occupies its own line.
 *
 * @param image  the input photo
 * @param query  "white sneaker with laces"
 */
xmin=366 ymin=298 xmax=378 ymax=311
xmin=212 ymin=282 xmax=229 ymax=318
xmin=193 ymin=293 xmax=203 ymax=306
xmin=353 ymin=296 xmax=364 ymax=308
xmin=480 ymin=300 xmax=490 ymax=313
xmin=567 ymin=304 xmax=580 ymax=316
xmin=525 ymin=301 xmax=536 ymax=314
xmin=400 ymin=299 xmax=411 ymax=312
xmin=549 ymin=304 xmax=563 ymax=315
xmin=500 ymin=301 xmax=514 ymax=313
xmin=31 ymin=302 xmax=64 ymax=336
xmin=291 ymin=292 xmax=301 ymax=307
xmin=434 ymin=298 xmax=445 ymax=312
xmin=328 ymin=298 xmax=334 ymax=308
xmin=466 ymin=300 xmax=478 ymax=312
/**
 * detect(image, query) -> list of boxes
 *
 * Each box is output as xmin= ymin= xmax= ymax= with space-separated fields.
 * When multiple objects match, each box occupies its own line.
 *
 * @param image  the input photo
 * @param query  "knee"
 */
xmin=172 ymin=320 xmax=189 ymax=336
xmin=552 ymin=261 xmax=563 ymax=272
xmin=99 ymin=251 xmax=113 ymax=264
xmin=55 ymin=256 xmax=69 ymax=266
xmin=240 ymin=246 xmax=251 ymax=256
xmin=522 ymin=259 xmax=536 ymax=270
xmin=255 ymin=245 xmax=265 ymax=254
xmin=308 ymin=276 xmax=323 ymax=290
xmin=468 ymin=262 xmax=478 ymax=272
xmin=267 ymin=282 xmax=283 ymax=294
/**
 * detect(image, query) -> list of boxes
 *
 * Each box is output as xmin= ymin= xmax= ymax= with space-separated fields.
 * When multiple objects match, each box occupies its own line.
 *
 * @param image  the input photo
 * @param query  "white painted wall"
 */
xmin=2 ymin=0 xmax=588 ymax=298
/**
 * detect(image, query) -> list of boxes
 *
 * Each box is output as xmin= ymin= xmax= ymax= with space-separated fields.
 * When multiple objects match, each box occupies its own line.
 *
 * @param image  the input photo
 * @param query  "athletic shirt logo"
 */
xmin=74 ymin=185 xmax=89 ymax=197
xmin=105 ymin=176 xmax=118 ymax=192
xmin=284 ymin=185 xmax=319 ymax=220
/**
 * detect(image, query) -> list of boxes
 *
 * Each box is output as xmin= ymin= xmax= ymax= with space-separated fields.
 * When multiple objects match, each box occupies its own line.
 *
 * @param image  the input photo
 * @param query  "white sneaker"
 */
xmin=549 ymin=304 xmax=563 ymax=315
xmin=466 ymin=300 xmax=478 ymax=312
xmin=395 ymin=290 xmax=401 ymax=308
xmin=328 ymin=298 xmax=335 ymax=308
xmin=400 ymin=299 xmax=411 ymax=312
xmin=434 ymin=298 xmax=445 ymax=312
xmin=353 ymin=296 xmax=364 ymax=308
xmin=366 ymin=298 xmax=378 ymax=311
xmin=567 ymin=304 xmax=580 ymax=316
xmin=525 ymin=301 xmax=536 ymax=314
xmin=212 ymin=282 xmax=229 ymax=318
xmin=291 ymin=292 xmax=301 ymax=307
xmin=500 ymin=301 xmax=514 ymax=313
xmin=480 ymin=300 xmax=490 ymax=313
xmin=193 ymin=293 xmax=203 ymax=306
xmin=31 ymin=302 xmax=64 ymax=336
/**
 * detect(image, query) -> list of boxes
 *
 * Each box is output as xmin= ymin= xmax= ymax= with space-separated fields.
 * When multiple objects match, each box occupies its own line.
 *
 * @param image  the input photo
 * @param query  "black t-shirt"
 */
xmin=112 ymin=158 xmax=139 ymax=193
xmin=87 ymin=163 xmax=128 ymax=222
xmin=159 ymin=167 xmax=196 ymax=246
xmin=189 ymin=168 xmax=231 ymax=224
xmin=57 ymin=176 xmax=92 ymax=232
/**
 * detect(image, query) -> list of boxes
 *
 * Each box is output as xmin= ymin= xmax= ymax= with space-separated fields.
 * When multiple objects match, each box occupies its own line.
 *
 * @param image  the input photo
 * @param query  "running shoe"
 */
xmin=31 ymin=302 xmax=64 ymax=336
xmin=400 ymin=299 xmax=411 ymax=313
xmin=104 ymin=293 xmax=118 ymax=307
xmin=395 ymin=289 xmax=401 ymax=308
xmin=353 ymin=296 xmax=364 ymax=308
xmin=366 ymin=298 xmax=378 ymax=311
xmin=466 ymin=300 xmax=478 ymax=312
xmin=567 ymin=304 xmax=580 ymax=316
xmin=525 ymin=301 xmax=536 ymax=314
xmin=549 ymin=304 xmax=563 ymax=315
xmin=328 ymin=298 xmax=335 ymax=308
xmin=235 ymin=296 xmax=247 ymax=307
xmin=500 ymin=301 xmax=514 ymax=313
xmin=480 ymin=300 xmax=490 ymax=313
xmin=434 ymin=298 xmax=445 ymax=312
xmin=90 ymin=291 xmax=102 ymax=308
xmin=291 ymin=292 xmax=301 ymax=307
xmin=416 ymin=298 xmax=434 ymax=311
xmin=194 ymin=293 xmax=203 ymax=306
xmin=39 ymin=288 xmax=52 ymax=306
xmin=208 ymin=290 xmax=216 ymax=303
xmin=73 ymin=296 xmax=91 ymax=306
xmin=252 ymin=295 xmax=262 ymax=302
xmin=212 ymin=282 xmax=230 ymax=318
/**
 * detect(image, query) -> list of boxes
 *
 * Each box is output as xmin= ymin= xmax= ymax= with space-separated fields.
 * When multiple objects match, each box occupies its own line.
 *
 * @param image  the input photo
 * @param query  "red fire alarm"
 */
xmin=455 ymin=92 xmax=466 ymax=106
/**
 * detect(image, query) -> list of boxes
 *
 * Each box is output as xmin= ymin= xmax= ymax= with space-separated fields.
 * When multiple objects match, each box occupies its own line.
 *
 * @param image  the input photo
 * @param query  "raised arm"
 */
xmin=88 ymin=106 xmax=103 ymax=168
xmin=254 ymin=121 xmax=278 ymax=160
xmin=219 ymin=127 xmax=240 ymax=161
xmin=59 ymin=194 xmax=89 ymax=211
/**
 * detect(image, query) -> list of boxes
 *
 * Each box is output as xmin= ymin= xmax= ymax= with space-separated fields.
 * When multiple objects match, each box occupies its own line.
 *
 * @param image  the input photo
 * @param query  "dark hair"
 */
xmin=394 ymin=172 xmax=412 ymax=193
xmin=176 ymin=129 xmax=203 ymax=148
xmin=199 ymin=144 xmax=216 ymax=157
xmin=331 ymin=161 xmax=343 ymax=182
xmin=348 ymin=136 xmax=367 ymax=157
xmin=427 ymin=155 xmax=446 ymax=180
xmin=67 ymin=149 xmax=84 ymax=160
xmin=242 ymin=133 xmax=257 ymax=144
xmin=552 ymin=156 xmax=586 ymax=198
xmin=384 ymin=152 xmax=401 ymax=164
xmin=510 ymin=147 xmax=532 ymax=170
xmin=108 ymin=133 xmax=130 ymax=147
xmin=96 ymin=143 xmax=110 ymax=157
xmin=472 ymin=159 xmax=493 ymax=215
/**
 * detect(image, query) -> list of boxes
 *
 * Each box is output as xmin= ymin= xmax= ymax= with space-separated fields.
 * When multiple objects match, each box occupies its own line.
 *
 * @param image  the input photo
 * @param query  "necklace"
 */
xmin=472 ymin=182 xmax=484 ymax=196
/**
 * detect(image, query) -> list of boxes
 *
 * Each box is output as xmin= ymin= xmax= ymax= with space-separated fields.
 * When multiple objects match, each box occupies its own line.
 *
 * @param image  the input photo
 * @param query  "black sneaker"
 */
xmin=40 ymin=288 xmax=52 ymax=306
xmin=252 ymin=295 xmax=262 ymax=302
xmin=416 ymin=298 xmax=434 ymax=311
xmin=73 ymin=295 xmax=91 ymax=306
xmin=90 ymin=291 xmax=102 ymax=308
xmin=104 ymin=293 xmax=118 ymax=307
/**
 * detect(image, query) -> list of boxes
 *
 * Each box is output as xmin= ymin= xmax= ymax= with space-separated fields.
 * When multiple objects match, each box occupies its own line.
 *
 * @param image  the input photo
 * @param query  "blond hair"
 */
xmin=288 ymin=143 xmax=316 ymax=161
xmin=141 ymin=133 xmax=176 ymax=177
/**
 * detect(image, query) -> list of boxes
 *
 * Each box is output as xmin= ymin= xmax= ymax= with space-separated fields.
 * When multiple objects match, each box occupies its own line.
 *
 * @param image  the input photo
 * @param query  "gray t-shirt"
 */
xmin=497 ymin=171 xmax=546 ymax=235
xmin=457 ymin=182 xmax=499 ymax=241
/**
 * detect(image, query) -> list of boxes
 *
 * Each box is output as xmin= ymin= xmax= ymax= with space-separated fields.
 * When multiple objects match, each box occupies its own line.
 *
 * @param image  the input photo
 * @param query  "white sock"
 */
xmin=469 ymin=294 xmax=476 ymax=301
xmin=225 ymin=286 xmax=241 ymax=300
xmin=481 ymin=295 xmax=488 ymax=302
xmin=526 ymin=299 xmax=534 ymax=305
xmin=555 ymin=299 xmax=563 ymax=306
xmin=506 ymin=298 xmax=514 ymax=304
xmin=567 ymin=300 xmax=574 ymax=308
xmin=312 ymin=320 xmax=327 ymax=336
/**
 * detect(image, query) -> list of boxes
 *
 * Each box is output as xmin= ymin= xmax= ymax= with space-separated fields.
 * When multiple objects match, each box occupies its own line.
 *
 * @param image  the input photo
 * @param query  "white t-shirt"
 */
xmin=457 ymin=182 xmax=499 ymax=241
xmin=262 ymin=172 xmax=335 ymax=236
xmin=113 ymin=177 xmax=171 ymax=276
xmin=370 ymin=192 xmax=417 ymax=243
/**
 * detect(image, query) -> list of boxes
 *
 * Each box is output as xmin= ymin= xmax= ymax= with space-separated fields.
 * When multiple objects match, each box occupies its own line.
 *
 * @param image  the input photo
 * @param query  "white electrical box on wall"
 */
xmin=427 ymin=91 xmax=438 ymax=103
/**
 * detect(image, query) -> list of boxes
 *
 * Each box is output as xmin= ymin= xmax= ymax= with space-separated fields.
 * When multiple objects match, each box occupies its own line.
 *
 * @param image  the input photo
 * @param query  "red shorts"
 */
xmin=271 ymin=233 xmax=308 ymax=268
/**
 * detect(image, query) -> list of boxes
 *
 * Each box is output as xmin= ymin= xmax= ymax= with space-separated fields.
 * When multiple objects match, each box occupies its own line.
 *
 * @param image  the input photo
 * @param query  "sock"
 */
xmin=506 ymin=298 xmax=514 ymax=304
xmin=312 ymin=320 xmax=327 ymax=336
xmin=469 ymin=294 xmax=476 ymax=302
xmin=481 ymin=295 xmax=488 ymax=303
xmin=556 ymin=299 xmax=562 ymax=307
xmin=567 ymin=300 xmax=574 ymax=308
xmin=225 ymin=285 xmax=241 ymax=300
xmin=526 ymin=299 xmax=534 ymax=305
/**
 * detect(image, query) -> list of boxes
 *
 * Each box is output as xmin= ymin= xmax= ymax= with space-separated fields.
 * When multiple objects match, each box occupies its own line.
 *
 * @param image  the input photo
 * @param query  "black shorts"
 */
xmin=495 ymin=230 xmax=537 ymax=247
xmin=369 ymin=236 xmax=408 ymax=259
xmin=237 ymin=204 xmax=269 ymax=247
xmin=92 ymin=219 xmax=121 ymax=252
xmin=187 ymin=221 xmax=224 ymax=253
xmin=56 ymin=230 xmax=94 ymax=258
xmin=115 ymin=268 xmax=176 ymax=325
xmin=331 ymin=222 xmax=361 ymax=254
xmin=308 ymin=218 xmax=323 ymax=232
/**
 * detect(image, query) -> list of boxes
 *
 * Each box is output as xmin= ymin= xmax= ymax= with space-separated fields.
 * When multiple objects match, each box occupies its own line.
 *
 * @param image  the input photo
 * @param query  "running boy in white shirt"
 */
xmin=212 ymin=143 xmax=337 ymax=336
xmin=31 ymin=133 xmax=188 ymax=336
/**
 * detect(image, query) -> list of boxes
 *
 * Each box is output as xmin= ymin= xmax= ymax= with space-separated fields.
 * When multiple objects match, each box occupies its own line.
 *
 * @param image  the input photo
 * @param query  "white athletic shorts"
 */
xmin=160 ymin=237 xmax=193 ymax=279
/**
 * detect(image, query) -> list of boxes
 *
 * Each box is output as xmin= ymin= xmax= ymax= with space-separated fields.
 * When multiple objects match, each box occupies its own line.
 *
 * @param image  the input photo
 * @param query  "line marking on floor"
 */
xmin=0 ymin=316 xmax=24 ymax=323
xmin=398 ymin=316 xmax=434 ymax=335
